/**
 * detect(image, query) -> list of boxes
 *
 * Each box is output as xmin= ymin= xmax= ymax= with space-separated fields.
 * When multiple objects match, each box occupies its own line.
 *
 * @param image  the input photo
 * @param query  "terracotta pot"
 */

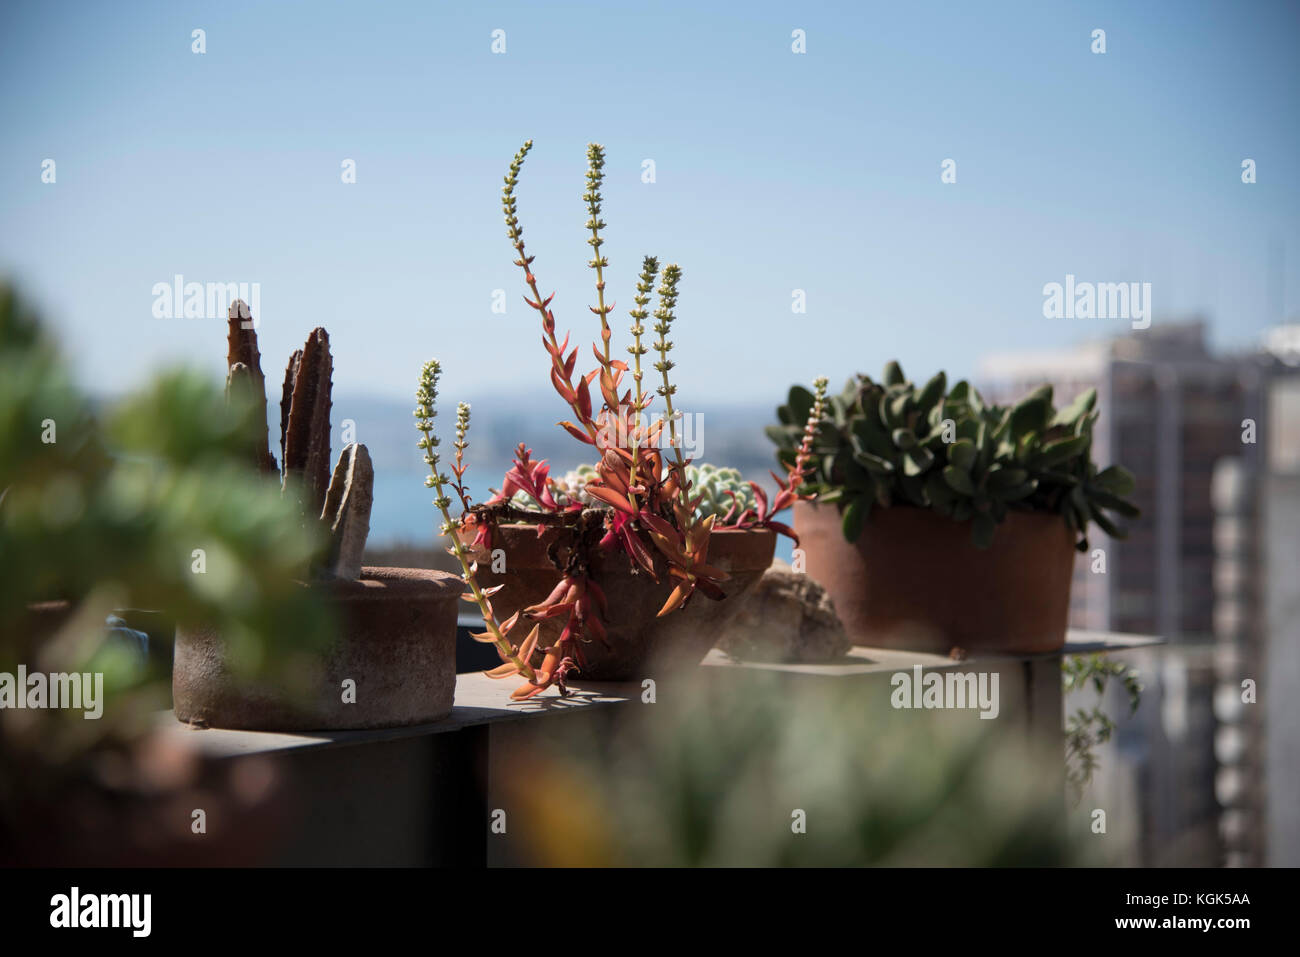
xmin=172 ymin=566 xmax=461 ymax=731
xmin=794 ymin=502 xmax=1075 ymax=654
xmin=473 ymin=521 xmax=777 ymax=680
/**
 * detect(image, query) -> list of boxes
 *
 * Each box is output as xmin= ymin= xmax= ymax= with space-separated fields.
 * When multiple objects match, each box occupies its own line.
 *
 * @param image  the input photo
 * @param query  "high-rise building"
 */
xmin=978 ymin=321 xmax=1299 ymax=866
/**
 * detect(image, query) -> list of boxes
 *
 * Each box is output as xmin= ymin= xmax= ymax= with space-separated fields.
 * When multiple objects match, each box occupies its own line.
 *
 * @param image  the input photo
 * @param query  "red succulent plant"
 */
xmin=419 ymin=141 xmax=828 ymax=701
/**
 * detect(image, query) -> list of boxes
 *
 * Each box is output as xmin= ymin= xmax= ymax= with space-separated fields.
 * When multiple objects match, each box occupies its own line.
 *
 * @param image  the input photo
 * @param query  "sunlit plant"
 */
xmin=417 ymin=141 xmax=826 ymax=700
xmin=769 ymin=361 xmax=1138 ymax=549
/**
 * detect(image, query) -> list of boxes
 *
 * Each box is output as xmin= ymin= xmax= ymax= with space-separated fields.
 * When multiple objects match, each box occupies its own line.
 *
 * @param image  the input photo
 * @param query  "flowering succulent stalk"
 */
xmin=492 ymin=140 xmax=734 ymax=668
xmin=651 ymin=263 xmax=690 ymax=508
xmin=626 ymin=255 xmax=659 ymax=506
xmin=416 ymin=359 xmax=537 ymax=683
xmin=726 ymin=375 xmax=828 ymax=541
xmin=585 ymin=143 xmax=616 ymax=366
xmin=505 ymin=140 xmax=600 ymax=445
xmin=450 ymin=401 xmax=473 ymax=513
xmin=790 ymin=376 xmax=829 ymax=492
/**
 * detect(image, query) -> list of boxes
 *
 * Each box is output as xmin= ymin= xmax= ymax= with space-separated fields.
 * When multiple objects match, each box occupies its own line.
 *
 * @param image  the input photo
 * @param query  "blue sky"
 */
xmin=2 ymin=0 xmax=1297 ymax=406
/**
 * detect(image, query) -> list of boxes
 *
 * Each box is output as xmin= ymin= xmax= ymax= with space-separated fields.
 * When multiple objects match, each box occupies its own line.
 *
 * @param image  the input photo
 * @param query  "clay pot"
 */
xmin=794 ymin=502 xmax=1075 ymax=654
xmin=172 ymin=566 xmax=461 ymax=731
xmin=472 ymin=520 xmax=777 ymax=680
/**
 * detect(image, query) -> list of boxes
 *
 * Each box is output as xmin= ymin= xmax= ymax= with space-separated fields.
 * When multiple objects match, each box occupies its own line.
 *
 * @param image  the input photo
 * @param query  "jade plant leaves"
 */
xmin=769 ymin=361 xmax=1141 ymax=550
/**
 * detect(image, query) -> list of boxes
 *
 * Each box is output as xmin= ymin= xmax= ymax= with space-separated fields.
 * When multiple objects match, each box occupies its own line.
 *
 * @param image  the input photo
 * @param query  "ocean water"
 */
xmin=369 ymin=469 xmax=496 ymax=547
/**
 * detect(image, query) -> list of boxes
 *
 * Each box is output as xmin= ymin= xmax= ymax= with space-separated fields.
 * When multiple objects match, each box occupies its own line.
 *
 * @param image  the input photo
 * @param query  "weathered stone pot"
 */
xmin=794 ymin=502 xmax=1075 ymax=654
xmin=471 ymin=520 xmax=777 ymax=681
xmin=172 ymin=566 xmax=461 ymax=731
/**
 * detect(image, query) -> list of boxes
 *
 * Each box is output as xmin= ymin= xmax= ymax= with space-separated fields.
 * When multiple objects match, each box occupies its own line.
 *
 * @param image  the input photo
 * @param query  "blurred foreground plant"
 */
xmin=0 ymin=283 xmax=333 ymax=862
xmin=495 ymin=669 xmax=1086 ymax=866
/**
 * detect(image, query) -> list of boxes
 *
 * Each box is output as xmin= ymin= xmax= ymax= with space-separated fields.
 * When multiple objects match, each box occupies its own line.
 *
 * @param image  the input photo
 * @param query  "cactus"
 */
xmin=320 ymin=442 xmax=374 ymax=580
xmin=226 ymin=300 xmax=277 ymax=474
xmin=223 ymin=300 xmax=373 ymax=579
xmin=768 ymin=361 xmax=1139 ymax=551
xmin=282 ymin=327 xmax=334 ymax=522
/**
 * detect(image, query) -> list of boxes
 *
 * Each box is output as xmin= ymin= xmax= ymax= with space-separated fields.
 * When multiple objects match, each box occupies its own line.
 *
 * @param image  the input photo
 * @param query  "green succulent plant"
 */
xmin=685 ymin=463 xmax=756 ymax=521
xmin=768 ymin=361 xmax=1139 ymax=550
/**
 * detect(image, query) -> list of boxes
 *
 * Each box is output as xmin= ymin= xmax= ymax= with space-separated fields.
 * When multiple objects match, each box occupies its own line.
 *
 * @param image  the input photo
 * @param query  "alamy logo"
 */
xmin=152 ymin=274 xmax=260 ymax=321
xmin=890 ymin=664 xmax=999 ymax=719
xmin=0 ymin=666 xmax=103 ymax=719
xmin=50 ymin=887 xmax=151 ymax=937
xmin=1042 ymin=274 xmax=1151 ymax=330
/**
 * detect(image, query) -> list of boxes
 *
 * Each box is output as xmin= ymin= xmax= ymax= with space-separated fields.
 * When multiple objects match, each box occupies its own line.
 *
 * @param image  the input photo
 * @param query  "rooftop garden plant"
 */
xmin=768 ymin=361 xmax=1139 ymax=550
xmin=223 ymin=304 xmax=375 ymax=581
xmin=417 ymin=141 xmax=827 ymax=700
xmin=1 ymin=284 xmax=333 ymax=861
xmin=170 ymin=304 xmax=461 ymax=732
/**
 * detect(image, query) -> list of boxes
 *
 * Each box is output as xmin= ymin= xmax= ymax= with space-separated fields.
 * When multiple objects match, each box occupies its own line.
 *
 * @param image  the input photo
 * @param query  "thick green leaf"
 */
xmin=949 ymin=439 xmax=977 ymax=471
xmin=1089 ymin=489 xmax=1139 ymax=517
xmin=1092 ymin=509 xmax=1125 ymax=540
xmin=891 ymin=428 xmax=917 ymax=450
xmin=1094 ymin=465 xmax=1136 ymax=497
xmin=1036 ymin=434 xmax=1090 ymax=467
xmin=888 ymin=393 xmax=910 ymax=427
xmin=841 ymin=497 xmax=868 ymax=542
xmin=915 ymin=371 xmax=946 ymax=416
xmin=1009 ymin=395 xmax=1050 ymax=441
xmin=853 ymin=450 xmax=895 ymax=475
xmin=1051 ymin=388 xmax=1097 ymax=429
xmin=903 ymin=445 xmax=934 ymax=476
xmin=942 ymin=465 xmax=975 ymax=496
xmin=787 ymin=385 xmax=814 ymax=427
xmin=986 ymin=465 xmax=1027 ymax=490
